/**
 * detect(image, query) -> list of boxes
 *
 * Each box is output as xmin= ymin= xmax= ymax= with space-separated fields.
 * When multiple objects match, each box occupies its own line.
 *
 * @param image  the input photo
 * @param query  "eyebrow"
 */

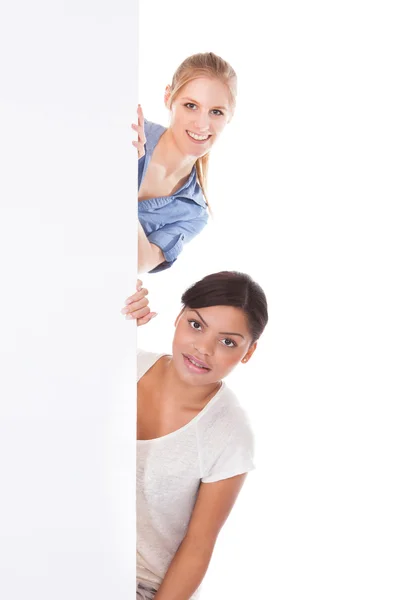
xmin=219 ymin=331 xmax=245 ymax=339
xmin=192 ymin=309 xmax=208 ymax=327
xmin=181 ymin=97 xmax=228 ymax=111
xmin=191 ymin=309 xmax=245 ymax=339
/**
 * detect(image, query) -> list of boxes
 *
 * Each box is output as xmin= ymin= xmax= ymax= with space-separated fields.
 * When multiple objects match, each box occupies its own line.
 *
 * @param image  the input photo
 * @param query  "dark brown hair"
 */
xmin=181 ymin=271 xmax=268 ymax=342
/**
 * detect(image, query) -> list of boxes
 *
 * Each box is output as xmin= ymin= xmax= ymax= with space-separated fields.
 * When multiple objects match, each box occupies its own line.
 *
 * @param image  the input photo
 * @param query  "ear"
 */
xmin=241 ymin=341 xmax=257 ymax=364
xmin=164 ymin=84 xmax=172 ymax=108
xmin=174 ymin=307 xmax=185 ymax=328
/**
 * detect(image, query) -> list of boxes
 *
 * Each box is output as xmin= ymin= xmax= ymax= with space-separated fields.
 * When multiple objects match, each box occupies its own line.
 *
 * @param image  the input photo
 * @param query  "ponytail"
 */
xmin=195 ymin=153 xmax=211 ymax=211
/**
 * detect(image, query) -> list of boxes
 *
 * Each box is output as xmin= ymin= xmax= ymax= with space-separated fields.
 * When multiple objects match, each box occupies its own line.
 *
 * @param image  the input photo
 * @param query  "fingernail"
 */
xmin=125 ymin=314 xmax=133 ymax=320
xmin=121 ymin=307 xmax=128 ymax=314
xmin=150 ymin=312 xmax=158 ymax=319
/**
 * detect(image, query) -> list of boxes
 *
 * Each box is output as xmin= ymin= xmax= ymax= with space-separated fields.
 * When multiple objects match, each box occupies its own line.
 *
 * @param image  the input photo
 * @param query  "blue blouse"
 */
xmin=138 ymin=120 xmax=209 ymax=273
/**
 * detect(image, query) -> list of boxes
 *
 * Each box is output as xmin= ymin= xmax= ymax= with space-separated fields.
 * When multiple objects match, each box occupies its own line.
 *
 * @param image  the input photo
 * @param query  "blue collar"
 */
xmin=142 ymin=120 xmax=207 ymax=209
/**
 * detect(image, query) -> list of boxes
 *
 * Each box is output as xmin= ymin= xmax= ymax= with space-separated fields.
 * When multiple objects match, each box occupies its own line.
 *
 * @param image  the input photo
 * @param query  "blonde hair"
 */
xmin=166 ymin=52 xmax=237 ymax=209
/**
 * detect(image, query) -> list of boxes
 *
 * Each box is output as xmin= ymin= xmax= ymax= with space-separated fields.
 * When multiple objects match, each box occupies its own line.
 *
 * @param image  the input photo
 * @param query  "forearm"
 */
xmin=153 ymin=535 xmax=214 ymax=600
xmin=138 ymin=221 xmax=164 ymax=273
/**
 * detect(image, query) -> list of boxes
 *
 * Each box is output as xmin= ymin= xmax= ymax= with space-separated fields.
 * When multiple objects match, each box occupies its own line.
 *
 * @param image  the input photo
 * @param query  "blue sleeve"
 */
xmin=147 ymin=215 xmax=208 ymax=273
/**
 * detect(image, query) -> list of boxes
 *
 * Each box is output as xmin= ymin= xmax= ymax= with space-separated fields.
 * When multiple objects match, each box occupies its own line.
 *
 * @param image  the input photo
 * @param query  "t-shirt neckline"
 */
xmin=137 ymin=352 xmax=226 ymax=444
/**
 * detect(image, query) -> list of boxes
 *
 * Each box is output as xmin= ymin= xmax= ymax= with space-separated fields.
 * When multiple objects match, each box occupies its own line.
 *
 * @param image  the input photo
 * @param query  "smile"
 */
xmin=183 ymin=353 xmax=211 ymax=374
xmin=186 ymin=130 xmax=211 ymax=142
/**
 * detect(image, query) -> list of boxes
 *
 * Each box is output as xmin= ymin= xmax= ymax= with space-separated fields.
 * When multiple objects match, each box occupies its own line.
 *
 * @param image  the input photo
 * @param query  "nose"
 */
xmin=192 ymin=110 xmax=210 ymax=132
xmin=194 ymin=335 xmax=215 ymax=357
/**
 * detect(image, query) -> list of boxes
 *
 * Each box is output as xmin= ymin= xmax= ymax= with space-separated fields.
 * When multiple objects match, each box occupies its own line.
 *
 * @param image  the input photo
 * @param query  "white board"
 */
xmin=0 ymin=2 xmax=138 ymax=598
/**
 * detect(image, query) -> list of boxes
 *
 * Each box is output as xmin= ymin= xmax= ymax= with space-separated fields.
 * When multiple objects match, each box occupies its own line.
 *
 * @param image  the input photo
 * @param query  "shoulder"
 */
xmin=201 ymin=385 xmax=254 ymax=446
xmin=137 ymin=348 xmax=165 ymax=381
xmin=221 ymin=386 xmax=254 ymax=439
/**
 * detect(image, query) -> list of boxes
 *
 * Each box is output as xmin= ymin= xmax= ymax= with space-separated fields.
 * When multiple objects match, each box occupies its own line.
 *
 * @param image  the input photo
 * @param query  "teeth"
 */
xmin=188 ymin=356 xmax=207 ymax=369
xmin=187 ymin=131 xmax=209 ymax=141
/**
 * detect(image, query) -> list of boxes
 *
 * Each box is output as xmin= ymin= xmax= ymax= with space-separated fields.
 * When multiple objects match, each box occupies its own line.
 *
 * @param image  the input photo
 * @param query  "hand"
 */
xmin=131 ymin=104 xmax=146 ymax=159
xmin=121 ymin=279 xmax=157 ymax=326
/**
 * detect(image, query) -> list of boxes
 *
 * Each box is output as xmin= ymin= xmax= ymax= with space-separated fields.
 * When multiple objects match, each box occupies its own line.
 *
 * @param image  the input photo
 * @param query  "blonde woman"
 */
xmin=122 ymin=271 xmax=269 ymax=599
xmin=133 ymin=53 xmax=237 ymax=274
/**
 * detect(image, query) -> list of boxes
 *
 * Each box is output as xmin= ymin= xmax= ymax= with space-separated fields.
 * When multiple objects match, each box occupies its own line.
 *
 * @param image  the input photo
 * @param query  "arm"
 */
xmin=153 ymin=474 xmax=247 ymax=600
xmin=138 ymin=220 xmax=166 ymax=274
xmin=140 ymin=214 xmax=208 ymax=275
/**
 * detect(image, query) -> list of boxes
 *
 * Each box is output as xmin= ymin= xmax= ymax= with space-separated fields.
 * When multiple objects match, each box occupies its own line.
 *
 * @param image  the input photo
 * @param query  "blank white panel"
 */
xmin=0 ymin=2 xmax=138 ymax=599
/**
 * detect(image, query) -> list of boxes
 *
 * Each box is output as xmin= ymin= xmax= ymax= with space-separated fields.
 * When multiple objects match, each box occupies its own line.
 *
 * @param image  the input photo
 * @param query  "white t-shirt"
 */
xmin=136 ymin=349 xmax=255 ymax=597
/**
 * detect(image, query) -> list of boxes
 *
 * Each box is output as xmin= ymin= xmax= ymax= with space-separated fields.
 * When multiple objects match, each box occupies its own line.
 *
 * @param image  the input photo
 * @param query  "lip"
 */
xmin=182 ymin=353 xmax=211 ymax=374
xmin=186 ymin=130 xmax=212 ymax=144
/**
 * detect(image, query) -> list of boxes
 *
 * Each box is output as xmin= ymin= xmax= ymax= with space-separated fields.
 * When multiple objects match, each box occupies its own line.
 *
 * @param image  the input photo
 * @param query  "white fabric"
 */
xmin=136 ymin=582 xmax=157 ymax=600
xmin=136 ymin=349 xmax=255 ymax=596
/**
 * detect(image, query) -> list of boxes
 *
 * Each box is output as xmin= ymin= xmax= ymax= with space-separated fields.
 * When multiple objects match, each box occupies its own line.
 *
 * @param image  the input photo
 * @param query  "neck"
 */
xmin=155 ymin=128 xmax=198 ymax=180
xmin=160 ymin=355 xmax=221 ymax=407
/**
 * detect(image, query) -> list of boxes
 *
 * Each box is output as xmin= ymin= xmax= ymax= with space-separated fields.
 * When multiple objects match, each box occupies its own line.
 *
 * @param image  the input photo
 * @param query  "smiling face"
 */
xmin=172 ymin=305 xmax=257 ymax=386
xmin=166 ymin=76 xmax=233 ymax=159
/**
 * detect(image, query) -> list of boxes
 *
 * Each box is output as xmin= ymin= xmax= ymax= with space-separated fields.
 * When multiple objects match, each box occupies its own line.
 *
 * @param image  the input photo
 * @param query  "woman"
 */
xmin=133 ymin=52 xmax=237 ymax=274
xmin=122 ymin=271 xmax=269 ymax=599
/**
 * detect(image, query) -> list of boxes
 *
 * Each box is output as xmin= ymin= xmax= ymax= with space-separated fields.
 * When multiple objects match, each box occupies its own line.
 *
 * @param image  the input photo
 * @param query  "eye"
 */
xmin=184 ymin=102 xmax=197 ymax=110
xmin=221 ymin=338 xmax=237 ymax=348
xmin=188 ymin=319 xmax=202 ymax=331
xmin=211 ymin=109 xmax=224 ymax=116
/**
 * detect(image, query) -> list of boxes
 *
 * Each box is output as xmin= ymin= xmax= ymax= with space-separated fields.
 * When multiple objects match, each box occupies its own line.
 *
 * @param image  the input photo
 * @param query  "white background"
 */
xmin=138 ymin=1 xmax=400 ymax=598
xmin=0 ymin=2 xmax=138 ymax=599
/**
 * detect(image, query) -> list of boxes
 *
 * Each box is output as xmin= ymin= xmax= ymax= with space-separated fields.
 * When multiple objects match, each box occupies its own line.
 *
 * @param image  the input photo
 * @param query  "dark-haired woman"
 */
xmin=121 ymin=272 xmax=269 ymax=600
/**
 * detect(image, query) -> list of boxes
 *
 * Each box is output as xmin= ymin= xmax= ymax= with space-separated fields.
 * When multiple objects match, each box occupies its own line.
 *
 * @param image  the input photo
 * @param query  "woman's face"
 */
xmin=166 ymin=76 xmax=233 ymax=159
xmin=172 ymin=305 xmax=256 ymax=385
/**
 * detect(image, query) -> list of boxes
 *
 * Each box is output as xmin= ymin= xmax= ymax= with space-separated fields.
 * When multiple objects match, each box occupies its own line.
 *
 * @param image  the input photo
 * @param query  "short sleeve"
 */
xmin=200 ymin=415 xmax=255 ymax=484
xmin=147 ymin=215 xmax=208 ymax=273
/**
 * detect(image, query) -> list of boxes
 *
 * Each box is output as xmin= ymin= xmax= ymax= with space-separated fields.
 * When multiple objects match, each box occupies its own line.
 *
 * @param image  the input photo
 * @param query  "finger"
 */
xmin=124 ymin=287 xmax=148 ymax=305
xmin=131 ymin=128 xmax=146 ymax=146
xmin=131 ymin=123 xmax=144 ymax=134
xmin=132 ymin=122 xmax=146 ymax=144
xmin=132 ymin=140 xmax=145 ymax=154
xmin=125 ymin=305 xmax=150 ymax=321
xmin=121 ymin=297 xmax=149 ymax=315
xmin=136 ymin=279 xmax=143 ymax=290
xmin=124 ymin=289 xmax=148 ymax=307
xmin=137 ymin=312 xmax=157 ymax=327
xmin=137 ymin=104 xmax=144 ymax=127
xmin=132 ymin=142 xmax=145 ymax=159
